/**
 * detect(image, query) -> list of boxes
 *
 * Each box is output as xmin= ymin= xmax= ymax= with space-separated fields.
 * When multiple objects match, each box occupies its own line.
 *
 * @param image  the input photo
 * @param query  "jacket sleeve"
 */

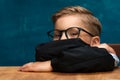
xmin=35 ymin=38 xmax=85 ymax=61
xmin=51 ymin=46 xmax=115 ymax=72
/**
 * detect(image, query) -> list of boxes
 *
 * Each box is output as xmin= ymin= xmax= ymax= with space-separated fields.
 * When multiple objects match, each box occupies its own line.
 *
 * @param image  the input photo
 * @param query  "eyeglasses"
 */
xmin=47 ymin=27 xmax=94 ymax=40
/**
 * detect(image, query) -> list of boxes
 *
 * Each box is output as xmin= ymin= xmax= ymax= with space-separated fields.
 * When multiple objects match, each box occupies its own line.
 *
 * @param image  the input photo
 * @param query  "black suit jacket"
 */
xmin=36 ymin=38 xmax=114 ymax=72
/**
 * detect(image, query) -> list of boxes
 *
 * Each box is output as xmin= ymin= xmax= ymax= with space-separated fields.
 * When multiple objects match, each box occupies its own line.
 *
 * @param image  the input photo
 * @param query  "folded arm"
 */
xmin=19 ymin=43 xmax=116 ymax=72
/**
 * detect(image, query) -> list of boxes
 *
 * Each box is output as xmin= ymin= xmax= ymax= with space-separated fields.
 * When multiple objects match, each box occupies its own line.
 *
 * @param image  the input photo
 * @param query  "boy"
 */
xmin=19 ymin=6 xmax=119 ymax=72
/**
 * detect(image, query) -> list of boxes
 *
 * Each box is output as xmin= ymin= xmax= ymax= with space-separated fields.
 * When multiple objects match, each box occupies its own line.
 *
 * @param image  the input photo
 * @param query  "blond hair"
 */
xmin=52 ymin=6 xmax=102 ymax=36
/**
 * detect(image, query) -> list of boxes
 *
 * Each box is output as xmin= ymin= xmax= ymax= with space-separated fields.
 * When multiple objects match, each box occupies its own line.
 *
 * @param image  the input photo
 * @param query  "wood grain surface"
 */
xmin=0 ymin=66 xmax=120 ymax=80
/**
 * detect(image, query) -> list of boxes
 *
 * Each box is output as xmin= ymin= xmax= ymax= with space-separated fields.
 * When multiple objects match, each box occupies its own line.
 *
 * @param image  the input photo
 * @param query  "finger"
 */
xmin=20 ymin=67 xmax=32 ymax=72
xmin=19 ymin=62 xmax=34 ymax=71
xmin=108 ymin=46 xmax=116 ymax=54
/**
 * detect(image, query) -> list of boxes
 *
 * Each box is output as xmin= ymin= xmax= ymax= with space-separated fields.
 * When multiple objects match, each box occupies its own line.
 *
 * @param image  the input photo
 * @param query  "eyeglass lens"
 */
xmin=67 ymin=27 xmax=80 ymax=39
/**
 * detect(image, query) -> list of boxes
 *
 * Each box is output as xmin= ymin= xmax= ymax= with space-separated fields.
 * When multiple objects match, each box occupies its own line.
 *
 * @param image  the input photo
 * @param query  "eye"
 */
xmin=53 ymin=31 xmax=62 ymax=40
xmin=67 ymin=28 xmax=80 ymax=38
xmin=54 ymin=34 xmax=61 ymax=38
xmin=69 ymin=32 xmax=79 ymax=36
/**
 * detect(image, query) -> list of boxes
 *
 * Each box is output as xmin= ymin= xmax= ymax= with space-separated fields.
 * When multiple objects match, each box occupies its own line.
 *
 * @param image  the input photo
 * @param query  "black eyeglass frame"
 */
xmin=47 ymin=27 xmax=94 ymax=40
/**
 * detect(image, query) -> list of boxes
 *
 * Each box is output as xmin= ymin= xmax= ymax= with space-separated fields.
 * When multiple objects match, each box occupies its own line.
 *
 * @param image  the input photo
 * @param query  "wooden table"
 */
xmin=0 ymin=66 xmax=120 ymax=80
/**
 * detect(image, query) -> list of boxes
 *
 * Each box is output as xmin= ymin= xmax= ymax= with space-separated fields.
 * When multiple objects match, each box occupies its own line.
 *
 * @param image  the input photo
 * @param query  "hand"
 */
xmin=93 ymin=43 xmax=116 ymax=54
xmin=19 ymin=61 xmax=52 ymax=72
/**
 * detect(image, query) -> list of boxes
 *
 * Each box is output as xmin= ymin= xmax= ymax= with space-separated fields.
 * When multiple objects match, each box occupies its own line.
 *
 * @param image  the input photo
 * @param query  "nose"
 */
xmin=60 ymin=32 xmax=67 ymax=40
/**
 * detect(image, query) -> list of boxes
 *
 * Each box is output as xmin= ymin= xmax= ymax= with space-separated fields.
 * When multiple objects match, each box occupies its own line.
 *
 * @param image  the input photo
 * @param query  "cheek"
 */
xmin=79 ymin=32 xmax=92 ymax=44
xmin=80 ymin=37 xmax=91 ymax=44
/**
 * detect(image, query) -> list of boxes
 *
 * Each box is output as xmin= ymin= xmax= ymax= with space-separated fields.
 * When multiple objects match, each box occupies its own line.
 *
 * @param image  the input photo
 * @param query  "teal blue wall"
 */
xmin=0 ymin=0 xmax=120 ymax=65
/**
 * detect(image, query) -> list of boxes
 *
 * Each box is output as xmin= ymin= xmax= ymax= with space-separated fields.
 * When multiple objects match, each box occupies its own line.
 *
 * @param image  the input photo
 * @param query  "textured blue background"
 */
xmin=0 ymin=0 xmax=120 ymax=65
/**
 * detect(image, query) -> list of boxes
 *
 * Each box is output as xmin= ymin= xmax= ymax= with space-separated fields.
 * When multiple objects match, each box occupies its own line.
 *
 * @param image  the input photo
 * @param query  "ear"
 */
xmin=90 ymin=36 xmax=100 ymax=46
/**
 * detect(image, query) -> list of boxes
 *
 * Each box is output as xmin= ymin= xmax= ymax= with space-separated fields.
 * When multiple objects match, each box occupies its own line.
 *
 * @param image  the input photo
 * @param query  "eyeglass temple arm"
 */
xmin=81 ymin=29 xmax=94 ymax=37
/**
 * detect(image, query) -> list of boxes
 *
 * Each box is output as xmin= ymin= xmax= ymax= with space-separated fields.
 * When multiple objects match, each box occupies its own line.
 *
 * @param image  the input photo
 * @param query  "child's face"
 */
xmin=54 ymin=15 xmax=93 ymax=44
